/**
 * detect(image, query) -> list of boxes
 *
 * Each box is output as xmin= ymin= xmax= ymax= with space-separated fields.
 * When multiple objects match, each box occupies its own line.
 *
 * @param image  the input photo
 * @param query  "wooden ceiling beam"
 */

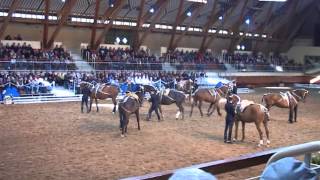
xmin=42 ymin=0 xmax=50 ymax=49
xmin=199 ymin=0 xmax=219 ymax=52
xmin=171 ymin=4 xmax=205 ymax=50
xmin=90 ymin=0 xmax=101 ymax=50
xmin=133 ymin=0 xmax=146 ymax=51
xmin=203 ymin=0 xmax=240 ymax=51
xmin=46 ymin=0 xmax=77 ymax=48
xmin=168 ymin=0 xmax=185 ymax=51
xmin=0 ymin=0 xmax=19 ymax=39
xmin=93 ymin=0 xmax=126 ymax=49
xmin=137 ymin=0 xmax=169 ymax=48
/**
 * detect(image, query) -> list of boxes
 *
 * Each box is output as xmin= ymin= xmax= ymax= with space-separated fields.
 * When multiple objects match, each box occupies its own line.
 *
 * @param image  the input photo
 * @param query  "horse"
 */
xmin=229 ymin=94 xmax=270 ymax=147
xmin=190 ymin=84 xmax=231 ymax=117
xmin=261 ymin=89 xmax=309 ymax=123
xmin=118 ymin=89 xmax=144 ymax=137
xmin=143 ymin=84 xmax=186 ymax=120
xmin=79 ymin=81 xmax=119 ymax=113
xmin=176 ymin=79 xmax=193 ymax=101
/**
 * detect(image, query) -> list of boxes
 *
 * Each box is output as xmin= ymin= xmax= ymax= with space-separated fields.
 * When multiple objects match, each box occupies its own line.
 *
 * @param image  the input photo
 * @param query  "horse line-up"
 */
xmin=79 ymin=81 xmax=309 ymax=146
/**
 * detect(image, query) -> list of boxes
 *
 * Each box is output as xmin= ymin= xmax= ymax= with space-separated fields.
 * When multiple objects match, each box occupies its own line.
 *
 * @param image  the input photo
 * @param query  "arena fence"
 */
xmin=9 ymin=95 xmax=82 ymax=104
xmin=121 ymin=141 xmax=320 ymax=180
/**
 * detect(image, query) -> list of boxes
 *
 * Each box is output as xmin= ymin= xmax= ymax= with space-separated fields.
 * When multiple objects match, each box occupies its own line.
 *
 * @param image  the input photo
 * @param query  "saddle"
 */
xmin=124 ymin=92 xmax=140 ymax=102
xmin=236 ymin=100 xmax=255 ymax=114
xmin=279 ymin=91 xmax=290 ymax=106
xmin=94 ymin=84 xmax=106 ymax=95
xmin=160 ymin=89 xmax=175 ymax=102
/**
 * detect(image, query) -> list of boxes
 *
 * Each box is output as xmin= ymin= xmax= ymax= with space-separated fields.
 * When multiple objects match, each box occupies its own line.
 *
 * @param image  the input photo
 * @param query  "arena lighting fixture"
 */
xmin=245 ymin=18 xmax=250 ymax=25
xmin=187 ymin=11 xmax=192 ymax=17
xmin=61 ymin=0 xmax=65 ymax=2
xmin=149 ymin=7 xmax=155 ymax=13
xmin=115 ymin=37 xmax=120 ymax=44
xmin=241 ymin=45 xmax=245 ymax=50
xmin=218 ymin=16 xmax=223 ymax=20
xmin=236 ymin=45 xmax=241 ymax=50
xmin=109 ymin=0 xmax=114 ymax=7
xmin=122 ymin=37 xmax=128 ymax=44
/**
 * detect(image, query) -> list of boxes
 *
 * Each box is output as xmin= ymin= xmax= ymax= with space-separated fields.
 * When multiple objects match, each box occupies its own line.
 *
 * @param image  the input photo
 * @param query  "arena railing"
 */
xmin=120 ymin=141 xmax=320 ymax=180
xmin=0 ymin=61 xmax=306 ymax=73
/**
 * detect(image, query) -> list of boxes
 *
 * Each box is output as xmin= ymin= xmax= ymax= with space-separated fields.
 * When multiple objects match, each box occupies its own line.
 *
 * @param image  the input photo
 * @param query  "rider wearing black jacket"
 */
xmin=147 ymin=91 xmax=161 ymax=121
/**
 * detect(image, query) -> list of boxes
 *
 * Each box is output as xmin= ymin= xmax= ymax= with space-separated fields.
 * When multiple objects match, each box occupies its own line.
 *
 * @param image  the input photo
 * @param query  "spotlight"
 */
xmin=61 ymin=0 xmax=65 ymax=2
xmin=245 ymin=18 xmax=250 ymax=25
xmin=241 ymin=45 xmax=245 ymax=50
xmin=236 ymin=45 xmax=241 ymax=50
xmin=218 ymin=16 xmax=223 ymax=20
xmin=187 ymin=11 xmax=192 ymax=17
xmin=122 ymin=37 xmax=128 ymax=44
xmin=149 ymin=7 xmax=155 ymax=13
xmin=115 ymin=37 xmax=120 ymax=44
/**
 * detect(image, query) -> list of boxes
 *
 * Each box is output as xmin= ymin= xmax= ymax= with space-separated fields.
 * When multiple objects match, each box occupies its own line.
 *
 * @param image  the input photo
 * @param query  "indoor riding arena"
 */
xmin=1 ymin=0 xmax=320 ymax=180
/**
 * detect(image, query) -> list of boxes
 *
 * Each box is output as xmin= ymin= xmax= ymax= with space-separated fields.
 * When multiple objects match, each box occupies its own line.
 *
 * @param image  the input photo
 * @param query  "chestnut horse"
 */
xmin=190 ymin=84 xmax=231 ymax=117
xmin=79 ymin=81 xmax=119 ymax=113
xmin=229 ymin=94 xmax=270 ymax=147
xmin=261 ymin=89 xmax=309 ymax=123
xmin=118 ymin=90 xmax=144 ymax=137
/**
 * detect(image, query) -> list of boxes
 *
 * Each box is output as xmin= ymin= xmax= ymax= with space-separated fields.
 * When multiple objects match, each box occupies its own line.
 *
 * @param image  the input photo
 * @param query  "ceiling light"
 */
xmin=187 ymin=11 xmax=192 ymax=17
xmin=149 ymin=8 xmax=155 ymax=13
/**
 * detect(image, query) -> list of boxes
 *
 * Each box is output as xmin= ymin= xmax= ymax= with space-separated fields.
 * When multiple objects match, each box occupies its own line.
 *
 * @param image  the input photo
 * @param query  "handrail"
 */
xmin=266 ymin=141 xmax=320 ymax=168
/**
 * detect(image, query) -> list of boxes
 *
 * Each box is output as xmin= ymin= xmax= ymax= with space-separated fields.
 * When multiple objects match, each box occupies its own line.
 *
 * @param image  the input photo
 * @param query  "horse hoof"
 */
xmin=175 ymin=118 xmax=178 ymax=120
xmin=120 ymin=134 xmax=125 ymax=138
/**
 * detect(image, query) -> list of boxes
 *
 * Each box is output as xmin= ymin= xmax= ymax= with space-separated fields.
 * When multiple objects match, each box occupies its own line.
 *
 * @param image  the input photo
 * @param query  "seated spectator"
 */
xmin=4 ymin=35 xmax=12 ymax=40
xmin=169 ymin=168 xmax=217 ymax=180
xmin=14 ymin=34 xmax=22 ymax=40
xmin=261 ymin=157 xmax=317 ymax=180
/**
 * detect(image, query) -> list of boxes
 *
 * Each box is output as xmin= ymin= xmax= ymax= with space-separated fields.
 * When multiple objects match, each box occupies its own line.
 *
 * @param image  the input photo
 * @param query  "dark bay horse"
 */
xmin=176 ymin=79 xmax=193 ymax=101
xmin=190 ymin=84 xmax=231 ymax=117
xmin=118 ymin=90 xmax=144 ymax=137
xmin=79 ymin=81 xmax=119 ymax=113
xmin=143 ymin=84 xmax=186 ymax=120
xmin=261 ymin=89 xmax=309 ymax=123
xmin=229 ymin=94 xmax=270 ymax=147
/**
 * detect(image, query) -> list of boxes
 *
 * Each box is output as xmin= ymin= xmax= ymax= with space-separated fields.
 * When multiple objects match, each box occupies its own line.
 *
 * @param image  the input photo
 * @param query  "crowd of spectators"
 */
xmin=0 ymin=40 xmax=76 ymax=71
xmin=0 ymin=70 xmax=206 ymax=95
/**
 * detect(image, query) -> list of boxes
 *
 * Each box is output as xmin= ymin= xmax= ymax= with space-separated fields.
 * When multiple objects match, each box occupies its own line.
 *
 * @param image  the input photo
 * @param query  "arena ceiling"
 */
xmin=0 ymin=0 xmax=317 ymax=50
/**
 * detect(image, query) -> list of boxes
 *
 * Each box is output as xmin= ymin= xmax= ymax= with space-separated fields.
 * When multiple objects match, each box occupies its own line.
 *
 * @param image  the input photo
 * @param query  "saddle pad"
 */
xmin=280 ymin=92 xmax=290 ymax=106
xmin=164 ymin=89 xmax=170 ymax=96
xmin=208 ymin=89 xmax=216 ymax=97
xmin=124 ymin=93 xmax=139 ymax=102
xmin=239 ymin=100 xmax=255 ymax=112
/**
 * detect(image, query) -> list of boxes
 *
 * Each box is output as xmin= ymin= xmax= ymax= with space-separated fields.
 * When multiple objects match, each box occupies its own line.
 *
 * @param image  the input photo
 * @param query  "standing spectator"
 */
xmin=224 ymin=96 xmax=235 ymax=143
xmin=81 ymin=85 xmax=91 ymax=113
xmin=232 ymin=80 xmax=238 ymax=94
xmin=5 ymin=35 xmax=12 ymax=40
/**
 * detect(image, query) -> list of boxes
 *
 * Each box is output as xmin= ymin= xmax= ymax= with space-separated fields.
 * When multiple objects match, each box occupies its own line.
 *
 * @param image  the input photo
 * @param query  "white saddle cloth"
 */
xmin=239 ymin=100 xmax=255 ymax=112
xmin=163 ymin=89 xmax=170 ymax=96
xmin=280 ymin=92 xmax=290 ymax=106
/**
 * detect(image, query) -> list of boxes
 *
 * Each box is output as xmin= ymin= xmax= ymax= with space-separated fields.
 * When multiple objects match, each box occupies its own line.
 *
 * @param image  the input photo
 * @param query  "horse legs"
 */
xmin=288 ymin=107 xmax=293 ymax=123
xmin=263 ymin=121 xmax=270 ymax=146
xmin=198 ymin=101 xmax=203 ymax=117
xmin=189 ymin=98 xmax=197 ymax=117
xmin=294 ymin=105 xmax=298 ymax=122
xmin=207 ymin=103 xmax=214 ymax=116
xmin=159 ymin=105 xmax=164 ymax=120
xmin=135 ymin=110 xmax=140 ymax=130
xmin=89 ymin=97 xmax=93 ymax=112
xmin=95 ymin=98 xmax=99 ymax=112
xmin=234 ymin=120 xmax=239 ymax=141
xmin=255 ymin=122 xmax=264 ymax=147
xmin=176 ymin=103 xmax=184 ymax=120
xmin=112 ymin=97 xmax=117 ymax=114
xmin=241 ymin=121 xmax=245 ymax=142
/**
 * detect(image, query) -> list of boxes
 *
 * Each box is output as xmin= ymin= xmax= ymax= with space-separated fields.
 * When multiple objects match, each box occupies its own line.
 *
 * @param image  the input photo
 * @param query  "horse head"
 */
xmin=218 ymin=84 xmax=231 ymax=97
xmin=292 ymin=89 xmax=309 ymax=103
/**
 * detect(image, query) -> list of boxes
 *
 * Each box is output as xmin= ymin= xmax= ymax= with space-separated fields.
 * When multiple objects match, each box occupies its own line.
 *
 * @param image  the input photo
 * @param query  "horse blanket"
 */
xmin=280 ymin=92 xmax=290 ymax=106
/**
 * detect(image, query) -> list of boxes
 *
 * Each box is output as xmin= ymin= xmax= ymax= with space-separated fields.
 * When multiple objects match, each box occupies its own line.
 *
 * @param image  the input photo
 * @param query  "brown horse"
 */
xmin=229 ymin=94 xmax=270 ymax=147
xmin=261 ymin=89 xmax=309 ymax=123
xmin=190 ymin=84 xmax=231 ymax=117
xmin=79 ymin=81 xmax=119 ymax=113
xmin=176 ymin=79 xmax=193 ymax=101
xmin=118 ymin=90 xmax=144 ymax=137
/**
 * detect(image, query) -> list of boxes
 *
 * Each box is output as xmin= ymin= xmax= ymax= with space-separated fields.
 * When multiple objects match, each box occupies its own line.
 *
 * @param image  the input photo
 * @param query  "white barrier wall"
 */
xmin=80 ymin=43 xmax=130 ymax=49
xmin=286 ymin=46 xmax=320 ymax=63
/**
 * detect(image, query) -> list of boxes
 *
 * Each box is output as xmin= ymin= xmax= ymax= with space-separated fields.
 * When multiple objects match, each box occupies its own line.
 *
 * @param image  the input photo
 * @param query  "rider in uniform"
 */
xmin=81 ymin=86 xmax=91 ymax=113
xmin=147 ymin=91 xmax=161 ymax=121
xmin=224 ymin=96 xmax=235 ymax=143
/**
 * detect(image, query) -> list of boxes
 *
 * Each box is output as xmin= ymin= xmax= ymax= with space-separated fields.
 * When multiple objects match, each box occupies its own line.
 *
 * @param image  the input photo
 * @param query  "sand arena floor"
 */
xmin=0 ymin=88 xmax=319 ymax=180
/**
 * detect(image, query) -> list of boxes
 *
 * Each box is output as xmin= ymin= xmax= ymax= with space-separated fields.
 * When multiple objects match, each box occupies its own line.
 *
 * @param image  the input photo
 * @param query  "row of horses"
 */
xmin=79 ymin=81 xmax=309 ymax=146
